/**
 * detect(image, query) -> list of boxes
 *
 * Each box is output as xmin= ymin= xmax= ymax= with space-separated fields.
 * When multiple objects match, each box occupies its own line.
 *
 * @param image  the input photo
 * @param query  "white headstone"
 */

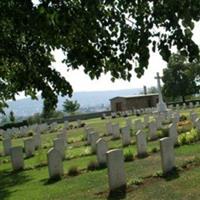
xmin=33 ymin=134 xmax=41 ymax=149
xmin=53 ymin=138 xmax=65 ymax=159
xmin=121 ymin=126 xmax=131 ymax=146
xmin=24 ymin=138 xmax=35 ymax=157
xmin=106 ymin=149 xmax=126 ymax=192
xmin=96 ymin=138 xmax=108 ymax=165
xmin=136 ymin=130 xmax=147 ymax=157
xmin=47 ymin=148 xmax=63 ymax=179
xmin=3 ymin=138 xmax=12 ymax=156
xmin=135 ymin=119 xmax=143 ymax=131
xmin=106 ymin=122 xmax=112 ymax=135
xmin=10 ymin=146 xmax=24 ymax=171
xmin=160 ymin=137 xmax=175 ymax=174
xmin=88 ymin=132 xmax=99 ymax=153
xmin=148 ymin=121 xmax=157 ymax=140
xmin=168 ymin=123 xmax=178 ymax=145
xmin=112 ymin=124 xmax=120 ymax=139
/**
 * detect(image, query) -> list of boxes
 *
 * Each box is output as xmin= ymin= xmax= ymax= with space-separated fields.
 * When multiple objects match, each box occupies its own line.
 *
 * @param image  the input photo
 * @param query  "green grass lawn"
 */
xmin=1 ymin=108 xmax=200 ymax=200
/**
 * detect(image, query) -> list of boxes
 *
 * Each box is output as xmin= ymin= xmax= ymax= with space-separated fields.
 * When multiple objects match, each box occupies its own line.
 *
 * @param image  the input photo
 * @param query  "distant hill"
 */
xmin=4 ymin=88 xmax=143 ymax=117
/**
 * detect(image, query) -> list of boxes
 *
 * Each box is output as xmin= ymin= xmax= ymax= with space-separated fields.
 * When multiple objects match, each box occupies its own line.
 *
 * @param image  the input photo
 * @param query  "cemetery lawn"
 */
xmin=1 ymin=109 xmax=200 ymax=200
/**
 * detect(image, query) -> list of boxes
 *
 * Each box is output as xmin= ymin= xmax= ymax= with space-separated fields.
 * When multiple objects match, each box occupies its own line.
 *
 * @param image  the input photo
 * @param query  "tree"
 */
xmin=9 ymin=111 xmax=15 ymax=122
xmin=63 ymin=99 xmax=80 ymax=115
xmin=162 ymin=54 xmax=200 ymax=102
xmin=147 ymin=87 xmax=158 ymax=94
xmin=1 ymin=1 xmax=200 ymax=111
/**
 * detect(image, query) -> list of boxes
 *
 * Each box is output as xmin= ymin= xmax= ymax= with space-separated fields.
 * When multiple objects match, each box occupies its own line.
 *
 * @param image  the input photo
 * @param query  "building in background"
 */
xmin=110 ymin=93 xmax=159 ymax=112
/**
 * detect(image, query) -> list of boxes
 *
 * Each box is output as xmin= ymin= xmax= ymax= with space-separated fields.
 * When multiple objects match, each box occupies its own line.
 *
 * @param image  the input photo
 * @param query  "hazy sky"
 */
xmin=53 ymin=21 xmax=200 ymax=92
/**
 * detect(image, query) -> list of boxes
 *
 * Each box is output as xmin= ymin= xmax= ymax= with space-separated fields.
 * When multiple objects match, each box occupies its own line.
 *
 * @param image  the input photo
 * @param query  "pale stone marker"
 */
xmin=135 ymin=119 xmax=143 ymax=130
xmin=47 ymin=148 xmax=63 ymax=179
xmin=85 ymin=127 xmax=94 ymax=144
xmin=106 ymin=149 xmax=126 ymax=192
xmin=3 ymin=138 xmax=12 ymax=156
xmin=136 ymin=130 xmax=147 ymax=157
xmin=96 ymin=138 xmax=108 ymax=165
xmin=53 ymin=138 xmax=65 ymax=159
xmin=168 ymin=123 xmax=178 ymax=145
xmin=126 ymin=118 xmax=132 ymax=129
xmin=143 ymin=115 xmax=149 ymax=128
xmin=112 ymin=124 xmax=120 ymax=139
xmin=189 ymin=102 xmax=193 ymax=109
xmin=57 ymin=132 xmax=67 ymax=146
xmin=33 ymin=134 xmax=41 ymax=149
xmin=149 ymin=121 xmax=157 ymax=140
xmin=88 ymin=132 xmax=99 ymax=153
xmin=106 ymin=122 xmax=112 ymax=135
xmin=10 ymin=146 xmax=24 ymax=171
xmin=24 ymin=138 xmax=35 ymax=157
xmin=160 ymin=137 xmax=175 ymax=174
xmin=121 ymin=126 xmax=131 ymax=146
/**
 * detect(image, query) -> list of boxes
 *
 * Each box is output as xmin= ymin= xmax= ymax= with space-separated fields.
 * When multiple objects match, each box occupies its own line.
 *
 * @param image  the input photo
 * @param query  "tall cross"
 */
xmin=155 ymin=72 xmax=163 ymax=103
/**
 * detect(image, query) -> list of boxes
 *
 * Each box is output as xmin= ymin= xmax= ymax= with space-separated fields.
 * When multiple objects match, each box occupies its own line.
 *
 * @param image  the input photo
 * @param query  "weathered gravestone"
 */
xmin=160 ymin=137 xmax=175 ymax=174
xmin=126 ymin=118 xmax=132 ymax=129
xmin=53 ymin=138 xmax=65 ymax=159
xmin=57 ymin=132 xmax=67 ymax=146
xmin=24 ymin=138 xmax=35 ymax=157
xmin=88 ymin=132 xmax=99 ymax=153
xmin=143 ymin=115 xmax=149 ymax=128
xmin=148 ymin=121 xmax=157 ymax=140
xmin=47 ymin=148 xmax=63 ymax=179
xmin=10 ymin=146 xmax=24 ymax=171
xmin=136 ymin=130 xmax=147 ymax=157
xmin=135 ymin=119 xmax=143 ymax=131
xmin=3 ymin=138 xmax=12 ymax=156
xmin=96 ymin=138 xmax=108 ymax=165
xmin=33 ymin=133 xmax=41 ymax=149
xmin=106 ymin=122 xmax=112 ymax=135
xmin=121 ymin=126 xmax=131 ymax=146
xmin=106 ymin=149 xmax=126 ymax=193
xmin=112 ymin=124 xmax=120 ymax=139
xmin=168 ymin=123 xmax=178 ymax=145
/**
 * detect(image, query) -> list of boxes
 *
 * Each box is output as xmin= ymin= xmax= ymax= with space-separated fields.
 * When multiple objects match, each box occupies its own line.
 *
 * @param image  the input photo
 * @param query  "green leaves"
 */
xmin=1 ymin=0 xmax=200 ymax=112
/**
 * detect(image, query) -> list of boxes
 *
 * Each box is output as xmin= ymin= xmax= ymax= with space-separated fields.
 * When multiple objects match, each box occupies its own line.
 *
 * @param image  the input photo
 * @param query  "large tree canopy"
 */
xmin=162 ymin=54 xmax=200 ymax=102
xmin=1 ymin=0 xmax=200 ymax=111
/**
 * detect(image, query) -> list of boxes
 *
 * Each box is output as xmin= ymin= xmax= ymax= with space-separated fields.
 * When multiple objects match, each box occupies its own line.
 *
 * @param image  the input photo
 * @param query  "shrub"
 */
xmin=87 ymin=161 xmax=99 ymax=171
xmin=124 ymin=150 xmax=134 ymax=162
xmin=151 ymin=147 xmax=159 ymax=153
xmin=130 ymin=178 xmax=144 ymax=186
xmin=180 ymin=115 xmax=187 ymax=121
xmin=68 ymin=166 xmax=80 ymax=176
xmin=27 ymin=131 xmax=34 ymax=137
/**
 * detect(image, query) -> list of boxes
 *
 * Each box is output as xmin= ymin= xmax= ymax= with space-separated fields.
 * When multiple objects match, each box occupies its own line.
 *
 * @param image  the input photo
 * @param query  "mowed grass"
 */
xmin=1 ymin=108 xmax=200 ymax=199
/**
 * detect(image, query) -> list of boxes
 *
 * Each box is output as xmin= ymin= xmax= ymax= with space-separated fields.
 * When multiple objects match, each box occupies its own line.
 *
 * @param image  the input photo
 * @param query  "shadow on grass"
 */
xmin=0 ymin=169 xmax=31 ymax=200
xmin=107 ymin=185 xmax=126 ymax=200
xmin=41 ymin=176 xmax=61 ymax=185
xmin=163 ymin=167 xmax=180 ymax=181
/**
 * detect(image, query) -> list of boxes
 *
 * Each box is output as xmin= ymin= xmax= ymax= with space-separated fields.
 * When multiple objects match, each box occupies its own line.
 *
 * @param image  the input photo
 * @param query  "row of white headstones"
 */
xmin=3 ymin=110 xmax=200 ymax=193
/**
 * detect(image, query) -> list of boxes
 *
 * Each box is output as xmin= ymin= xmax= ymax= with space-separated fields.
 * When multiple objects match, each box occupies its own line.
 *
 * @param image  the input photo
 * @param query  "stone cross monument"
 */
xmin=155 ymin=72 xmax=167 ymax=113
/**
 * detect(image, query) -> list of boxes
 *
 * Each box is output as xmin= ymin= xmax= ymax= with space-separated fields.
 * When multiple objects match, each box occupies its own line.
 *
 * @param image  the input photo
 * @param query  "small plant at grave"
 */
xmin=150 ymin=147 xmax=159 ymax=153
xmin=68 ymin=166 xmax=80 ymax=176
xmin=180 ymin=114 xmax=187 ymax=121
xmin=129 ymin=178 xmax=144 ymax=186
xmin=27 ymin=131 xmax=34 ymax=137
xmin=160 ymin=127 xmax=169 ymax=138
xmin=80 ymin=122 xmax=86 ymax=128
xmin=178 ymin=134 xmax=187 ymax=145
xmin=124 ymin=150 xmax=134 ymax=162
xmin=68 ymin=124 xmax=74 ymax=129
xmin=177 ymin=120 xmax=192 ymax=134
xmin=153 ymin=170 xmax=163 ymax=178
xmin=87 ymin=161 xmax=99 ymax=171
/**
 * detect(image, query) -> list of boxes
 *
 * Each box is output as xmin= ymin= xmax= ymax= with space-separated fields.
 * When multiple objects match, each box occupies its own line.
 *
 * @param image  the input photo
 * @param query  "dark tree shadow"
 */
xmin=0 ymin=169 xmax=31 ymax=200
xmin=40 ymin=176 xmax=61 ymax=185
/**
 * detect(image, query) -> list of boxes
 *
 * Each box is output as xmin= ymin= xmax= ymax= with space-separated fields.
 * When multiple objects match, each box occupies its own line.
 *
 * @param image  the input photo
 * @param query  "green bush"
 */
xmin=124 ymin=150 xmax=134 ymax=162
xmin=87 ymin=161 xmax=99 ymax=171
xmin=180 ymin=115 xmax=187 ymax=121
xmin=68 ymin=166 xmax=80 ymax=176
